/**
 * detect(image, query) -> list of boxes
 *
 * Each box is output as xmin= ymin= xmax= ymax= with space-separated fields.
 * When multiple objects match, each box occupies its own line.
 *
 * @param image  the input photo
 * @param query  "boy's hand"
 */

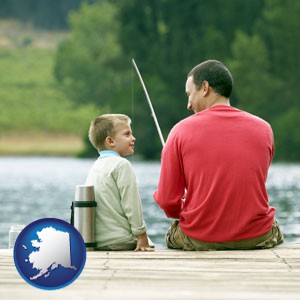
xmin=135 ymin=233 xmax=155 ymax=252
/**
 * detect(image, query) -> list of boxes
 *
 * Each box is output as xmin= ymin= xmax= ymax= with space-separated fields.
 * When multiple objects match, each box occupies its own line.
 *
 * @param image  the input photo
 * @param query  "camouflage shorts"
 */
xmin=166 ymin=220 xmax=284 ymax=251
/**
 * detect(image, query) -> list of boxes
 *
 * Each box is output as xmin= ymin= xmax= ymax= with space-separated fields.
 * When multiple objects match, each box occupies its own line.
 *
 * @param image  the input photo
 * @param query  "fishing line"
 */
xmin=131 ymin=61 xmax=135 ymax=128
xmin=131 ymin=61 xmax=135 ymax=163
xmin=131 ymin=58 xmax=165 ymax=147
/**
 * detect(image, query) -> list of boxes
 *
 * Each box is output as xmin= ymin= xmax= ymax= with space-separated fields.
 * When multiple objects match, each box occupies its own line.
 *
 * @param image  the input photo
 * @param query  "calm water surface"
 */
xmin=0 ymin=157 xmax=299 ymax=249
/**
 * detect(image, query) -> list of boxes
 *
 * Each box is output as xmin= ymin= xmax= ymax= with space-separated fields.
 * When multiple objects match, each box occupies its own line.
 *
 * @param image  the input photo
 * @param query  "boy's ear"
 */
xmin=105 ymin=136 xmax=115 ymax=146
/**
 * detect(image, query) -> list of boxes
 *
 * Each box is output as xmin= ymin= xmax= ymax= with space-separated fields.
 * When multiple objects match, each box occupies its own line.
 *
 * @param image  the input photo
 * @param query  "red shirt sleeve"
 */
xmin=153 ymin=126 xmax=185 ymax=218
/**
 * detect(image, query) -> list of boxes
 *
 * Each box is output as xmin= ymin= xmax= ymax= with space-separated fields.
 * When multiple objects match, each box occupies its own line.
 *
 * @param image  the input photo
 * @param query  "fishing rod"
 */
xmin=132 ymin=59 xmax=187 ymax=200
xmin=132 ymin=58 xmax=165 ymax=147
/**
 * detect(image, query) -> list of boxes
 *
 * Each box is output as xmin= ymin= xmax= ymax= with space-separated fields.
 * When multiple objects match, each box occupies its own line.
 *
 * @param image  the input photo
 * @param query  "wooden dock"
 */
xmin=1 ymin=243 xmax=300 ymax=300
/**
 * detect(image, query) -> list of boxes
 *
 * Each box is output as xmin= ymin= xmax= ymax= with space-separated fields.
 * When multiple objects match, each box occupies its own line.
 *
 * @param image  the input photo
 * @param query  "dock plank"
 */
xmin=0 ymin=243 xmax=300 ymax=300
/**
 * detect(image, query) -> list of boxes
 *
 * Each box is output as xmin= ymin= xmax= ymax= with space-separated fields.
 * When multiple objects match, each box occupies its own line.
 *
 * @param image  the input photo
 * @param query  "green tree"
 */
xmin=256 ymin=0 xmax=300 ymax=109
xmin=273 ymin=109 xmax=300 ymax=161
xmin=54 ymin=1 xmax=128 ymax=107
xmin=228 ymin=31 xmax=282 ymax=121
xmin=0 ymin=0 xmax=86 ymax=29
xmin=256 ymin=0 xmax=300 ymax=160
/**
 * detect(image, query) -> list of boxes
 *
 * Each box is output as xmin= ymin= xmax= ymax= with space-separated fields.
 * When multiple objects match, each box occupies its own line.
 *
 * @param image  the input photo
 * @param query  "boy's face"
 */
xmin=109 ymin=122 xmax=136 ymax=157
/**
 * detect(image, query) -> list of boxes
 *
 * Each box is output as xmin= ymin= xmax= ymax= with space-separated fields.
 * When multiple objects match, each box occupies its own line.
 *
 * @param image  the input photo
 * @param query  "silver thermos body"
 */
xmin=72 ymin=185 xmax=97 ymax=250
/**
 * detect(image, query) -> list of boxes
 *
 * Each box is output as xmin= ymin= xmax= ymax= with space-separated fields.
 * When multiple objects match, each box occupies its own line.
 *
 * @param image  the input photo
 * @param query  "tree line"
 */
xmin=0 ymin=0 xmax=96 ymax=29
xmin=2 ymin=0 xmax=300 ymax=160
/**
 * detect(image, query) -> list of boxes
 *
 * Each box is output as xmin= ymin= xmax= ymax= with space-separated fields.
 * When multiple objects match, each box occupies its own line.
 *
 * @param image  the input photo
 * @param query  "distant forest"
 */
xmin=1 ymin=0 xmax=299 ymax=161
xmin=0 ymin=0 xmax=91 ymax=29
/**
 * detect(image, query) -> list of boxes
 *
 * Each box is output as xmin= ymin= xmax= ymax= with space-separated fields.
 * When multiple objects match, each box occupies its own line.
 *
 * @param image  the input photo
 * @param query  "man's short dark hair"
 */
xmin=188 ymin=60 xmax=233 ymax=98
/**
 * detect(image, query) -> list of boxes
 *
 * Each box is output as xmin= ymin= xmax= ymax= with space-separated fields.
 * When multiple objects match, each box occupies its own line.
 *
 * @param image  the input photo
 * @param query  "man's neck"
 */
xmin=206 ymin=94 xmax=230 ymax=109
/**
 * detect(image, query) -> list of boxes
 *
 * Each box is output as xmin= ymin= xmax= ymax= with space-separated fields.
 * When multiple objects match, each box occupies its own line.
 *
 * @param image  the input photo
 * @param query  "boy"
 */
xmin=86 ymin=114 xmax=154 ymax=251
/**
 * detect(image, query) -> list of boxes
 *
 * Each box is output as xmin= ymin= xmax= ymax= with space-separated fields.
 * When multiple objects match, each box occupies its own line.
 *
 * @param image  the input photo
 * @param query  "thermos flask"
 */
xmin=71 ymin=185 xmax=97 ymax=250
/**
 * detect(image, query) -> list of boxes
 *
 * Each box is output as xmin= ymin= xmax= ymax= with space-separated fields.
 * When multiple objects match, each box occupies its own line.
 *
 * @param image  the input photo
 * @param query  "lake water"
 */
xmin=0 ymin=157 xmax=299 ymax=249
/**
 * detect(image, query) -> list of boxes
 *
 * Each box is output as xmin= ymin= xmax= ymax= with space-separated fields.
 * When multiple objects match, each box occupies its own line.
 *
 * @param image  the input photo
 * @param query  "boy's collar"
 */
xmin=99 ymin=150 xmax=120 ymax=158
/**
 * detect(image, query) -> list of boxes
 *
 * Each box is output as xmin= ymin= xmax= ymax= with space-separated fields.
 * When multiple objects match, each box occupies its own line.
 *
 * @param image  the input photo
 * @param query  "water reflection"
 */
xmin=0 ymin=158 xmax=299 ymax=249
xmin=267 ymin=164 xmax=300 ymax=241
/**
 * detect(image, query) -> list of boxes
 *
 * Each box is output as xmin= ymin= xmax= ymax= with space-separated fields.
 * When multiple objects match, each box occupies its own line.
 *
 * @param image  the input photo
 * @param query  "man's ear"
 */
xmin=105 ymin=136 xmax=115 ymax=147
xmin=202 ymin=80 xmax=210 ymax=96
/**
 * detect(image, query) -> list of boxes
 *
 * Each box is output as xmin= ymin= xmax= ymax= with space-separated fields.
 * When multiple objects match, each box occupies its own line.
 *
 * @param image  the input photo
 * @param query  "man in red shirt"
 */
xmin=153 ymin=60 xmax=283 ymax=250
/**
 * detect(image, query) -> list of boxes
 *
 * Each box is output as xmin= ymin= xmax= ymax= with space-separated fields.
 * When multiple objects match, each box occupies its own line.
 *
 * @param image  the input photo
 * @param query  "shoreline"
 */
xmin=0 ymin=134 xmax=84 ymax=156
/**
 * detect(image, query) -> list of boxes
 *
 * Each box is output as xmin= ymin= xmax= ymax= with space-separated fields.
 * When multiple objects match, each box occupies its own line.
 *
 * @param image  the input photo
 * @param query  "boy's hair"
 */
xmin=89 ymin=114 xmax=131 ymax=150
xmin=188 ymin=60 xmax=233 ymax=98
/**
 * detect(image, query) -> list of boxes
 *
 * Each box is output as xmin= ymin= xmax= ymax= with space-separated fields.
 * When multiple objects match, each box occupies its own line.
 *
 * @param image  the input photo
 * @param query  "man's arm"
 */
xmin=153 ymin=128 xmax=185 ymax=218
